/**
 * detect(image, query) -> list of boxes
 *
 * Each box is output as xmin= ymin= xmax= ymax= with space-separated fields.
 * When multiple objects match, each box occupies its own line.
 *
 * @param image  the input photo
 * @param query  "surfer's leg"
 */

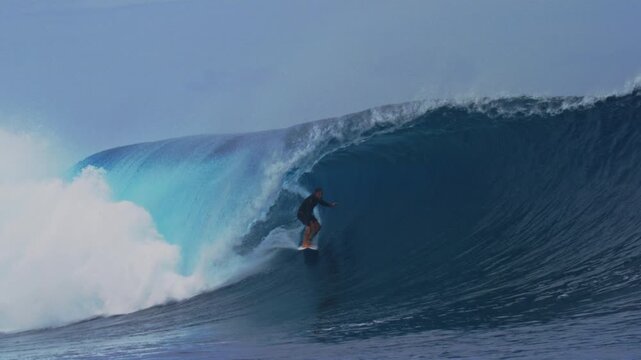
xmin=309 ymin=220 xmax=321 ymax=241
xmin=302 ymin=225 xmax=312 ymax=248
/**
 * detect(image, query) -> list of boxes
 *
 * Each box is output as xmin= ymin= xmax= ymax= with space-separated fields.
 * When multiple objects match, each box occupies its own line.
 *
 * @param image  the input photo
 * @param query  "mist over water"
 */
xmin=0 ymin=130 xmax=202 ymax=332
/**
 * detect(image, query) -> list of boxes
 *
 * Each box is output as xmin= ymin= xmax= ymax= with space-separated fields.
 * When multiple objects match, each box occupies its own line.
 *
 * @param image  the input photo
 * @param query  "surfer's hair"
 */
xmin=314 ymin=187 xmax=323 ymax=194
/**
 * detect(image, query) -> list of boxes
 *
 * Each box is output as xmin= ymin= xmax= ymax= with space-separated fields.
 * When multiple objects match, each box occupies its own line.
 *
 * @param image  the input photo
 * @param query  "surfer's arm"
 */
xmin=318 ymin=199 xmax=337 ymax=207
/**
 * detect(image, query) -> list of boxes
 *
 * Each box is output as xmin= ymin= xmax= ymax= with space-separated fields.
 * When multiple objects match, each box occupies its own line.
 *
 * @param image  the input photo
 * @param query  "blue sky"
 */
xmin=1 ymin=0 xmax=640 ymax=154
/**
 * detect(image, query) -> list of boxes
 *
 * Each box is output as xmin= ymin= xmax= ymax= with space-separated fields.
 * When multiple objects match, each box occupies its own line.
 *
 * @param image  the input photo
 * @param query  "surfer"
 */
xmin=297 ymin=188 xmax=337 ymax=249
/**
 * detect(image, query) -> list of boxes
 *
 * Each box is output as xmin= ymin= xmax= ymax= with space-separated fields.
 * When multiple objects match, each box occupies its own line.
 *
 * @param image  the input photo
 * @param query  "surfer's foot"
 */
xmin=302 ymin=241 xmax=311 ymax=248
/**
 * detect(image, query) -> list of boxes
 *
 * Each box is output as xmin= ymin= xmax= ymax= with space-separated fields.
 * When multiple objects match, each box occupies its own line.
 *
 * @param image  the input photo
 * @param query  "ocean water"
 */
xmin=1 ymin=90 xmax=641 ymax=359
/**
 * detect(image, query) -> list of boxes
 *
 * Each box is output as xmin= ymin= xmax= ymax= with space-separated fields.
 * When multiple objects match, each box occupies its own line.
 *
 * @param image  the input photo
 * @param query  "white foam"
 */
xmin=0 ymin=129 xmax=203 ymax=333
xmin=258 ymin=226 xmax=301 ymax=251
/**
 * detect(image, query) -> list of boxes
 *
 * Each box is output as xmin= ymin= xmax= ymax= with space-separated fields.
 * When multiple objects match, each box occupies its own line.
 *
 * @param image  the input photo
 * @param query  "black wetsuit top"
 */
xmin=297 ymin=195 xmax=332 ymax=225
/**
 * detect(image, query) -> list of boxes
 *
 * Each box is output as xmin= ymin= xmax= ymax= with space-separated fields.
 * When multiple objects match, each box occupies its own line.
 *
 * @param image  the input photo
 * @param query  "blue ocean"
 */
xmin=2 ymin=89 xmax=641 ymax=359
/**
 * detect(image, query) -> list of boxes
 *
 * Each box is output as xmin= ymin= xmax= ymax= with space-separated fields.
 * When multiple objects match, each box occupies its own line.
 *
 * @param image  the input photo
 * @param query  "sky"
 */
xmin=0 ymin=0 xmax=640 ymax=154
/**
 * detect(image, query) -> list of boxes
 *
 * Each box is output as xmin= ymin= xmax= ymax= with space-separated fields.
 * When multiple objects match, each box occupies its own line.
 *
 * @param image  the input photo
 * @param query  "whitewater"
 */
xmin=1 ymin=88 xmax=641 ymax=359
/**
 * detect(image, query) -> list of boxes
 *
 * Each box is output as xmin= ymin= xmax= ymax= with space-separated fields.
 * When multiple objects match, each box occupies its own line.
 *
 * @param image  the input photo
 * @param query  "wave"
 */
xmin=291 ymin=89 xmax=641 ymax=336
xmin=229 ymin=88 xmax=641 ymax=339
xmin=3 ymin=88 xmax=641 ymax=337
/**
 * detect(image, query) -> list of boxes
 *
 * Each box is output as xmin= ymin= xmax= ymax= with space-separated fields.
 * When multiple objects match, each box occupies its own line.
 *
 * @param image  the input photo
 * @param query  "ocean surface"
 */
xmin=2 ymin=89 xmax=641 ymax=359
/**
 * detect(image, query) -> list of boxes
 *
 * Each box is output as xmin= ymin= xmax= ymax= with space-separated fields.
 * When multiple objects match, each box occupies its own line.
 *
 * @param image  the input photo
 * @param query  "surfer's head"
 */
xmin=313 ymin=187 xmax=323 ymax=199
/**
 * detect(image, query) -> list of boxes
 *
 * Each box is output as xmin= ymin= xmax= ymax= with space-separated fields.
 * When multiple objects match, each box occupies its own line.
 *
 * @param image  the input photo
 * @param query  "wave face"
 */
xmin=296 ymin=91 xmax=641 ymax=336
xmin=3 ymin=90 xmax=641 ymax=358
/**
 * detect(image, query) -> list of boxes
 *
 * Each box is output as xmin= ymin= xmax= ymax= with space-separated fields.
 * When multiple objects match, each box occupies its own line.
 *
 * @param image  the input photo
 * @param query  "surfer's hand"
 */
xmin=331 ymin=202 xmax=338 ymax=207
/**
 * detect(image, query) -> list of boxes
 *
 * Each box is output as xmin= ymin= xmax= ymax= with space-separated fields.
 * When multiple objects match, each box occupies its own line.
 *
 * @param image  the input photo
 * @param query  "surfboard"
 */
xmin=297 ymin=245 xmax=318 ymax=251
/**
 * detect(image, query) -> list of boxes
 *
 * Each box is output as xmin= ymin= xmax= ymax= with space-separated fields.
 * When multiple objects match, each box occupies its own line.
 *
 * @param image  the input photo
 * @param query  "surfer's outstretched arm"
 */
xmin=318 ymin=199 xmax=337 ymax=207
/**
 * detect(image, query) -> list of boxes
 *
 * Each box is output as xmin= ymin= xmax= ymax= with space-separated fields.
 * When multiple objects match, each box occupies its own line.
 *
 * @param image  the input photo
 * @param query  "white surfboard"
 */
xmin=297 ymin=244 xmax=318 ymax=251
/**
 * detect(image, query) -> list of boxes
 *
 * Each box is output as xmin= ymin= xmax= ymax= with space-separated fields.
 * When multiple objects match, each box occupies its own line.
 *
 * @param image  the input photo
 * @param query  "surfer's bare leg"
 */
xmin=309 ymin=221 xmax=321 ymax=243
xmin=302 ymin=225 xmax=313 ymax=248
